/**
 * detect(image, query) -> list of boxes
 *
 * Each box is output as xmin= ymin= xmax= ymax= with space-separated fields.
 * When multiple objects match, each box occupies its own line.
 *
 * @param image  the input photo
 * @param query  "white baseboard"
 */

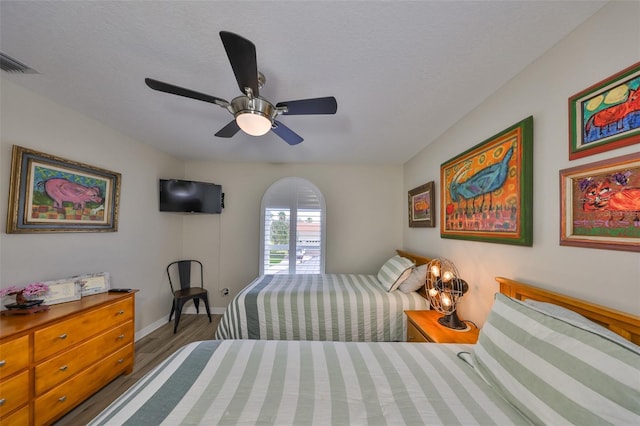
xmin=134 ymin=306 xmax=226 ymax=342
xmin=135 ymin=316 xmax=169 ymax=341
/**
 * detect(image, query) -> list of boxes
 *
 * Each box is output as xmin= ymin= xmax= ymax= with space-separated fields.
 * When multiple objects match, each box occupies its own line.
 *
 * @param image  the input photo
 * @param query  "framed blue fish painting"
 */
xmin=440 ymin=116 xmax=533 ymax=246
xmin=6 ymin=145 xmax=121 ymax=233
xmin=569 ymin=61 xmax=640 ymax=160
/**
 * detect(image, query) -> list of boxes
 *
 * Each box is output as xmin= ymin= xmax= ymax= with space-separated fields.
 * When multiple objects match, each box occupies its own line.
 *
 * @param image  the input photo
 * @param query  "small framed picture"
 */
xmin=569 ymin=62 xmax=640 ymax=160
xmin=560 ymin=152 xmax=640 ymax=252
xmin=77 ymin=272 xmax=111 ymax=296
xmin=41 ymin=278 xmax=82 ymax=305
xmin=408 ymin=181 xmax=436 ymax=228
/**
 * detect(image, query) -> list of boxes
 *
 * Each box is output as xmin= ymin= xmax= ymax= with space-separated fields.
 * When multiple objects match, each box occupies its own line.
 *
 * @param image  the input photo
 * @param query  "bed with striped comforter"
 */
xmin=89 ymin=339 xmax=529 ymax=426
xmin=91 ymin=286 xmax=639 ymax=425
xmin=214 ymin=273 xmax=429 ymax=342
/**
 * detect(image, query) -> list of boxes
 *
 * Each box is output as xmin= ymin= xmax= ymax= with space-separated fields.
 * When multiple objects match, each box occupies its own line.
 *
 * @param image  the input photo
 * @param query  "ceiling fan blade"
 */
xmin=276 ymin=97 xmax=337 ymax=115
xmin=219 ymin=31 xmax=259 ymax=97
xmin=145 ymin=78 xmax=229 ymax=107
xmin=272 ymin=121 xmax=303 ymax=145
xmin=215 ymin=120 xmax=241 ymax=138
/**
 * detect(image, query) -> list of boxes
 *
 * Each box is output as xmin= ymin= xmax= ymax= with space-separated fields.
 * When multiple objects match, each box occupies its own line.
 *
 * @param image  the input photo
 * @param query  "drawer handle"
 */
xmin=0 ymin=360 xmax=5 ymax=367
xmin=117 ymin=358 xmax=124 ymax=364
xmin=58 ymin=396 xmax=67 ymax=403
xmin=117 ymin=310 xmax=125 ymax=315
xmin=117 ymin=334 xmax=125 ymax=340
xmin=59 ymin=333 xmax=68 ymax=340
xmin=60 ymin=365 xmax=68 ymax=371
xmin=0 ymin=398 xmax=5 ymax=406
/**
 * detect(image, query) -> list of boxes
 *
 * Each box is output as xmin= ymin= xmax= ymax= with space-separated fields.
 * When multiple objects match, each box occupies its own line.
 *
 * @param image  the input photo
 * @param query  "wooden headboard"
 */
xmin=396 ymin=249 xmax=432 ymax=266
xmin=496 ymin=277 xmax=640 ymax=345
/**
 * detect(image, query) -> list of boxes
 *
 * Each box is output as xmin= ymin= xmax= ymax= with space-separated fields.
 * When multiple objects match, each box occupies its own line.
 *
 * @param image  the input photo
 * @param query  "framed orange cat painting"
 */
xmin=560 ymin=152 xmax=640 ymax=252
xmin=569 ymin=62 xmax=640 ymax=160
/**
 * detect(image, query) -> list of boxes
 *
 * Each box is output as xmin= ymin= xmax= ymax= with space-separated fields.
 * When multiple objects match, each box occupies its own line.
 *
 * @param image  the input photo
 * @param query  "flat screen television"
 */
xmin=159 ymin=179 xmax=223 ymax=214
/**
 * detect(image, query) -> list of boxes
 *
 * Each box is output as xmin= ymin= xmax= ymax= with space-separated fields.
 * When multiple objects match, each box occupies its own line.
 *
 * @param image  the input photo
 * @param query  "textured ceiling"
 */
xmin=0 ymin=1 xmax=606 ymax=164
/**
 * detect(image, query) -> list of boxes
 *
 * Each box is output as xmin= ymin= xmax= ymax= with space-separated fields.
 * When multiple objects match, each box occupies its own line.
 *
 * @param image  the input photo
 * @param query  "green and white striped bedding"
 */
xmin=89 ymin=340 xmax=530 ymax=426
xmin=214 ymin=274 xmax=429 ymax=342
xmin=472 ymin=293 xmax=640 ymax=425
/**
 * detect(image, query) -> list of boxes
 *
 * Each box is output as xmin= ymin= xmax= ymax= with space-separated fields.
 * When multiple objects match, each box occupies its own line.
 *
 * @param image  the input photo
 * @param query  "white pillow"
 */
xmin=377 ymin=255 xmax=414 ymax=292
xmin=398 ymin=264 xmax=427 ymax=293
xmin=471 ymin=293 xmax=640 ymax=425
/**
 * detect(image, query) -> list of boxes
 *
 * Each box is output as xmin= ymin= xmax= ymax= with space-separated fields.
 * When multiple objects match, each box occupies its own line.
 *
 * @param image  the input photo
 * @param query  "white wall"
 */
xmin=404 ymin=1 xmax=640 ymax=327
xmin=183 ymin=162 xmax=404 ymax=308
xmin=0 ymin=78 xmax=185 ymax=332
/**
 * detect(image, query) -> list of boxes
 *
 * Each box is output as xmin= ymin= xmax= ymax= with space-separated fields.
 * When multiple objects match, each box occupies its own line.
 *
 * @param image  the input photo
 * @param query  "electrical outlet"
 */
xmin=221 ymin=288 xmax=229 ymax=296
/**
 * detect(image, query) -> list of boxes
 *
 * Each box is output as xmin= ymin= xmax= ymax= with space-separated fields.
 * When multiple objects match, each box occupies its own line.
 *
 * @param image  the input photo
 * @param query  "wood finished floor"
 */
xmin=54 ymin=314 xmax=221 ymax=425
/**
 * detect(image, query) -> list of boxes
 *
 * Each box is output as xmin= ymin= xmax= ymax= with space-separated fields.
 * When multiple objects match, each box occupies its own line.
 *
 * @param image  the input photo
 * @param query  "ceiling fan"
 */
xmin=145 ymin=31 xmax=337 ymax=145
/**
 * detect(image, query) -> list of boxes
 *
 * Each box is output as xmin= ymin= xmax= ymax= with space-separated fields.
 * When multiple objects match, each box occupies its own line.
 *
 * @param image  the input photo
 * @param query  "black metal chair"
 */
xmin=167 ymin=260 xmax=211 ymax=333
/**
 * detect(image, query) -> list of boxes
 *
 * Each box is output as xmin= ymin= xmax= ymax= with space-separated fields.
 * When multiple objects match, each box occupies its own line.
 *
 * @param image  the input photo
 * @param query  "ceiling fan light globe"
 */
xmin=236 ymin=112 xmax=272 ymax=136
xmin=231 ymin=95 xmax=276 ymax=136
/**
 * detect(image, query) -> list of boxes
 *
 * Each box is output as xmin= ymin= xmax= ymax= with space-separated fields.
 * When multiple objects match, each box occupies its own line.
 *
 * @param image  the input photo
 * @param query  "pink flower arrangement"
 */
xmin=0 ymin=282 xmax=50 ymax=297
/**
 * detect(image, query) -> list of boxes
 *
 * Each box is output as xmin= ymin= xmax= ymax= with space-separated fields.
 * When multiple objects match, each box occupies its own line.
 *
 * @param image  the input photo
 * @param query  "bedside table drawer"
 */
xmin=407 ymin=321 xmax=430 ymax=343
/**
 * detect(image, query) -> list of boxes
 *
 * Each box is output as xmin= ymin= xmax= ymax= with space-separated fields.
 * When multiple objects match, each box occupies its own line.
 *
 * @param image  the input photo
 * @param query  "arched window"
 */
xmin=260 ymin=177 xmax=326 ymax=275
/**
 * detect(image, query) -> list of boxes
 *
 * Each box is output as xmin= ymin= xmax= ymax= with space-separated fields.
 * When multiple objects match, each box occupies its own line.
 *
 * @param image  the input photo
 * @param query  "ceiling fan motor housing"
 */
xmin=231 ymin=96 xmax=277 ymax=122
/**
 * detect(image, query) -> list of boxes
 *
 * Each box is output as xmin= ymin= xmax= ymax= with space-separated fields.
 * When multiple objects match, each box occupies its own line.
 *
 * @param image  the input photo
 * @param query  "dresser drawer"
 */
xmin=0 ymin=369 xmax=29 ymax=418
xmin=34 ymin=298 xmax=133 ymax=361
xmin=407 ymin=321 xmax=430 ymax=343
xmin=35 ymin=320 xmax=133 ymax=395
xmin=0 ymin=404 xmax=29 ymax=425
xmin=0 ymin=335 xmax=29 ymax=379
xmin=35 ymin=345 xmax=133 ymax=425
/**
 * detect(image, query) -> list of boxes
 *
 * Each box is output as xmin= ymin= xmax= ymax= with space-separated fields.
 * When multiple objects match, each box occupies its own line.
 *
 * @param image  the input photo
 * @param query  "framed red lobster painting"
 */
xmin=6 ymin=145 xmax=121 ymax=233
xmin=560 ymin=152 xmax=640 ymax=252
xmin=569 ymin=61 xmax=640 ymax=160
xmin=440 ymin=116 xmax=533 ymax=246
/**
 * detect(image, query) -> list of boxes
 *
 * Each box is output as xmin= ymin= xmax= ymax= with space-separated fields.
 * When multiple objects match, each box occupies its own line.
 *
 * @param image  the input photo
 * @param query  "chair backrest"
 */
xmin=167 ymin=260 xmax=204 ymax=292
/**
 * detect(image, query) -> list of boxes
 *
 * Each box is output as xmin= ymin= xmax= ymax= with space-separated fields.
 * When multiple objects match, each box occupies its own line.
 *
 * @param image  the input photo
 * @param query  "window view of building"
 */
xmin=261 ymin=178 xmax=325 ymax=275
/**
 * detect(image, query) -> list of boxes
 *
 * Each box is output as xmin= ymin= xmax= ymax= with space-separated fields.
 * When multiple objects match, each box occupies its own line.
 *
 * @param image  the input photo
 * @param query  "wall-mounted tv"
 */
xmin=159 ymin=179 xmax=223 ymax=214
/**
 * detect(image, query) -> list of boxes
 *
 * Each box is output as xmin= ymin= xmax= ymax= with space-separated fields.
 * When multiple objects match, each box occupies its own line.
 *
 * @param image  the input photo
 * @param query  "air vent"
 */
xmin=0 ymin=52 xmax=38 ymax=73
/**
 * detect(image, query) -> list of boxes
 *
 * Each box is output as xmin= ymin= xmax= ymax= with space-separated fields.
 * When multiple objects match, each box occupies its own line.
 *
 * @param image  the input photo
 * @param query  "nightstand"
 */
xmin=405 ymin=310 xmax=479 ymax=343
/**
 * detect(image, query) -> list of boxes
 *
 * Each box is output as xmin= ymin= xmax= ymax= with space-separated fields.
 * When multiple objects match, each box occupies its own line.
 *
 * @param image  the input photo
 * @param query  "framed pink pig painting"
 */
xmin=6 ymin=145 xmax=121 ymax=233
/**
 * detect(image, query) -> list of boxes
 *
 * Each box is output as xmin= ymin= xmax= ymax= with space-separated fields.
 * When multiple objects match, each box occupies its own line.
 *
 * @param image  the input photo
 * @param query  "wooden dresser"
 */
xmin=0 ymin=291 xmax=136 ymax=425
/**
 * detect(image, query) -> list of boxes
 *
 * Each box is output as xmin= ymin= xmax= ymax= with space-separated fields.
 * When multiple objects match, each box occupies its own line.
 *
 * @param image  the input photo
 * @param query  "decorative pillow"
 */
xmin=398 ymin=264 xmax=427 ymax=293
xmin=471 ymin=293 xmax=640 ymax=425
xmin=377 ymin=255 xmax=414 ymax=292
